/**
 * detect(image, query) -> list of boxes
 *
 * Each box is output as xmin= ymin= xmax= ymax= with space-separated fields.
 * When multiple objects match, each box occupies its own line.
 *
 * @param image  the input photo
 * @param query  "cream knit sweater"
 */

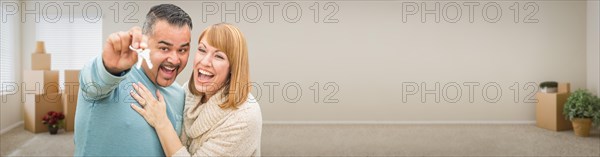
xmin=173 ymin=82 xmax=262 ymax=156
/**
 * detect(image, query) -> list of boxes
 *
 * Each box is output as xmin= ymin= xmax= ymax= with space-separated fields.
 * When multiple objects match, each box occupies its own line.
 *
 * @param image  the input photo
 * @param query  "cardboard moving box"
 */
xmin=31 ymin=53 xmax=51 ymax=70
xmin=62 ymin=70 xmax=80 ymax=132
xmin=62 ymin=93 xmax=77 ymax=132
xmin=35 ymin=41 xmax=46 ymax=53
xmin=64 ymin=70 xmax=80 ymax=96
xmin=64 ymin=70 xmax=80 ymax=83
xmin=23 ymin=70 xmax=59 ymax=95
xmin=23 ymin=93 xmax=63 ymax=133
xmin=535 ymin=83 xmax=572 ymax=131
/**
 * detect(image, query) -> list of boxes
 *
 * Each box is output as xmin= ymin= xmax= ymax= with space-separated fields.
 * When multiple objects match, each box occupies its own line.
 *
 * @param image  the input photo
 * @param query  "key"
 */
xmin=129 ymin=45 xmax=153 ymax=69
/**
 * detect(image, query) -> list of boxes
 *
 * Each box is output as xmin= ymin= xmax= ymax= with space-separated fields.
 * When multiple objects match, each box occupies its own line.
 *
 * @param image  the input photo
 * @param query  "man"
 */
xmin=74 ymin=4 xmax=192 ymax=156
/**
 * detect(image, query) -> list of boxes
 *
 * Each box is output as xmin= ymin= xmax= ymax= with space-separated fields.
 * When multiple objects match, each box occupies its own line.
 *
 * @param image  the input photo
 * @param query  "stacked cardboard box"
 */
xmin=535 ymin=83 xmax=573 ymax=131
xmin=62 ymin=70 xmax=80 ymax=132
xmin=31 ymin=41 xmax=51 ymax=71
xmin=23 ymin=41 xmax=63 ymax=133
xmin=23 ymin=93 xmax=62 ymax=133
xmin=31 ymin=53 xmax=51 ymax=70
xmin=22 ymin=70 xmax=59 ymax=94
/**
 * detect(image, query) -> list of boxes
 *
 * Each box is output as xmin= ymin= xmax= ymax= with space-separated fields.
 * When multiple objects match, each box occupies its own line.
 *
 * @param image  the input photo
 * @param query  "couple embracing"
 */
xmin=74 ymin=4 xmax=262 ymax=156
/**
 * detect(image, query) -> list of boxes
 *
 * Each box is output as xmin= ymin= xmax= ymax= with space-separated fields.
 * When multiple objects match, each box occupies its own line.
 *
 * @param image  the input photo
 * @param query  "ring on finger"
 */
xmin=139 ymin=100 xmax=147 ymax=107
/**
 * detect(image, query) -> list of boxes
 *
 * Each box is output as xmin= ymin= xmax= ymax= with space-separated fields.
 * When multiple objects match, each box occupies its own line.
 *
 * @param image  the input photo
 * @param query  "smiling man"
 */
xmin=74 ymin=4 xmax=192 ymax=156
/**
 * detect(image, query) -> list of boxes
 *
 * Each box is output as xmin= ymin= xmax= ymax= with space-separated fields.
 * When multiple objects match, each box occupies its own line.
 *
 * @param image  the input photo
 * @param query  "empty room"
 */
xmin=1 ymin=0 xmax=599 ymax=156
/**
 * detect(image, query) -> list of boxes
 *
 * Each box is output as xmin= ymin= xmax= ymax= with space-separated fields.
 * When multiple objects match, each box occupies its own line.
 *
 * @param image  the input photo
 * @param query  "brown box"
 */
xmin=62 ymin=70 xmax=80 ymax=132
xmin=62 ymin=93 xmax=78 ymax=132
xmin=64 ymin=70 xmax=80 ymax=82
xmin=22 ymin=70 xmax=59 ymax=95
xmin=23 ymin=93 xmax=63 ymax=133
xmin=535 ymin=83 xmax=572 ymax=131
xmin=64 ymin=70 xmax=80 ymax=96
xmin=558 ymin=83 xmax=570 ymax=93
xmin=35 ymin=41 xmax=46 ymax=53
xmin=31 ymin=53 xmax=51 ymax=70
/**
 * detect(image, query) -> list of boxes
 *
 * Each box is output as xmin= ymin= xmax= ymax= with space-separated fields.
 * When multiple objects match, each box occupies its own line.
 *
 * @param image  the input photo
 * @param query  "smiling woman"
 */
xmin=130 ymin=23 xmax=262 ymax=157
xmin=189 ymin=23 xmax=250 ymax=108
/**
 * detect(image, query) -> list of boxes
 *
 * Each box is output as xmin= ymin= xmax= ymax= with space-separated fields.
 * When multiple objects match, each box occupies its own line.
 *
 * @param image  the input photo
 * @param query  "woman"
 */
xmin=129 ymin=23 xmax=262 ymax=156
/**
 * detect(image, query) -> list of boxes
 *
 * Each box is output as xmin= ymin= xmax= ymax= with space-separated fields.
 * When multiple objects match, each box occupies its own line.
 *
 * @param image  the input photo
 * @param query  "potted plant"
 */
xmin=41 ymin=111 xmax=65 ymax=134
xmin=539 ymin=81 xmax=558 ymax=93
xmin=563 ymin=89 xmax=600 ymax=137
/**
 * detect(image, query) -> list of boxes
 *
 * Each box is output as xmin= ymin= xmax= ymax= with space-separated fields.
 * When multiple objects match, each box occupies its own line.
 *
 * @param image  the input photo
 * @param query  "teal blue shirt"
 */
xmin=74 ymin=56 xmax=185 ymax=156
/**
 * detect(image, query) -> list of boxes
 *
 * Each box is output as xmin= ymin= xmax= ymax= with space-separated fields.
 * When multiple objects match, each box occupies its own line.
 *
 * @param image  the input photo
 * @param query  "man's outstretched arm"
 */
xmin=79 ymin=26 xmax=147 ymax=101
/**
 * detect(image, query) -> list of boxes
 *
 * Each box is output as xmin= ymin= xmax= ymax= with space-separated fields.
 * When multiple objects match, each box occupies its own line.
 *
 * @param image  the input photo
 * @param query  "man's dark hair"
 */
xmin=143 ymin=4 xmax=193 ymax=35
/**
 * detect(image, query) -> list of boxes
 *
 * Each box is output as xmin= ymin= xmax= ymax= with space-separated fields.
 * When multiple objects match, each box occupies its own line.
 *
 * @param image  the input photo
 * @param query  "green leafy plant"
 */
xmin=563 ymin=89 xmax=600 ymax=126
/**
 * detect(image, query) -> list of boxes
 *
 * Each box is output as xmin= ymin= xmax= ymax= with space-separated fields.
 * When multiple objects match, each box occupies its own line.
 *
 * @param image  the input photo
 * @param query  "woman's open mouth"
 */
xmin=197 ymin=69 xmax=214 ymax=83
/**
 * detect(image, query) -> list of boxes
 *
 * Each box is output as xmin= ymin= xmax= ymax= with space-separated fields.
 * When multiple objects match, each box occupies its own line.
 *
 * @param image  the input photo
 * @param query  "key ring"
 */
xmin=129 ymin=45 xmax=153 ymax=69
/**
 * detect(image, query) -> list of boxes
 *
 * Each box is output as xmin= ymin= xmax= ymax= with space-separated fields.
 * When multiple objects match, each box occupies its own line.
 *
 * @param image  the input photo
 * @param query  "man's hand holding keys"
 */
xmin=102 ymin=26 xmax=149 ymax=75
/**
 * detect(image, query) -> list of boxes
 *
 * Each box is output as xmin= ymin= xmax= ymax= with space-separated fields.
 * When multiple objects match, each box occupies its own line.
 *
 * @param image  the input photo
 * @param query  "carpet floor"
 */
xmin=1 ymin=123 xmax=599 ymax=156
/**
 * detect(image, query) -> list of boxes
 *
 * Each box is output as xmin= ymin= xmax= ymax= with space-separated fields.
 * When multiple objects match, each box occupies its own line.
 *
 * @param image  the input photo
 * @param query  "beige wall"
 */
xmin=2 ymin=1 xmax=598 ymax=130
xmin=135 ymin=1 xmax=588 ymax=122
xmin=170 ymin=1 xmax=587 ymax=122
xmin=587 ymin=0 xmax=600 ymax=96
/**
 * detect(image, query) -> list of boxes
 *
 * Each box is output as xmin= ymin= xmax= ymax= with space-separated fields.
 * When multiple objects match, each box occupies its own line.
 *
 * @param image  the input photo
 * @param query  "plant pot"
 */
xmin=571 ymin=118 xmax=592 ymax=137
xmin=48 ymin=126 xmax=58 ymax=135
xmin=540 ymin=87 xmax=557 ymax=93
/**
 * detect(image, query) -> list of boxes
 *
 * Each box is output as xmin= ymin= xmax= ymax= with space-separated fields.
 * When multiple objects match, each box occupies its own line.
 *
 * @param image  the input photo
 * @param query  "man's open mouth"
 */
xmin=159 ymin=64 xmax=178 ymax=79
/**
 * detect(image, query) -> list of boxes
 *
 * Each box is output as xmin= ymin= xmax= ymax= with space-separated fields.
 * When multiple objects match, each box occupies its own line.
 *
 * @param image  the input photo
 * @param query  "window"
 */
xmin=36 ymin=18 xmax=102 ymax=89
xmin=0 ymin=17 xmax=15 ymax=93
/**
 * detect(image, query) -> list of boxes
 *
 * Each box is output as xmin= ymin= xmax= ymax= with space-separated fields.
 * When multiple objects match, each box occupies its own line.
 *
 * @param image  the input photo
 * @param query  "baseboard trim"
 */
xmin=1 ymin=121 xmax=23 ymax=135
xmin=263 ymin=121 xmax=536 ymax=125
xmin=0 ymin=121 xmax=538 ymax=134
